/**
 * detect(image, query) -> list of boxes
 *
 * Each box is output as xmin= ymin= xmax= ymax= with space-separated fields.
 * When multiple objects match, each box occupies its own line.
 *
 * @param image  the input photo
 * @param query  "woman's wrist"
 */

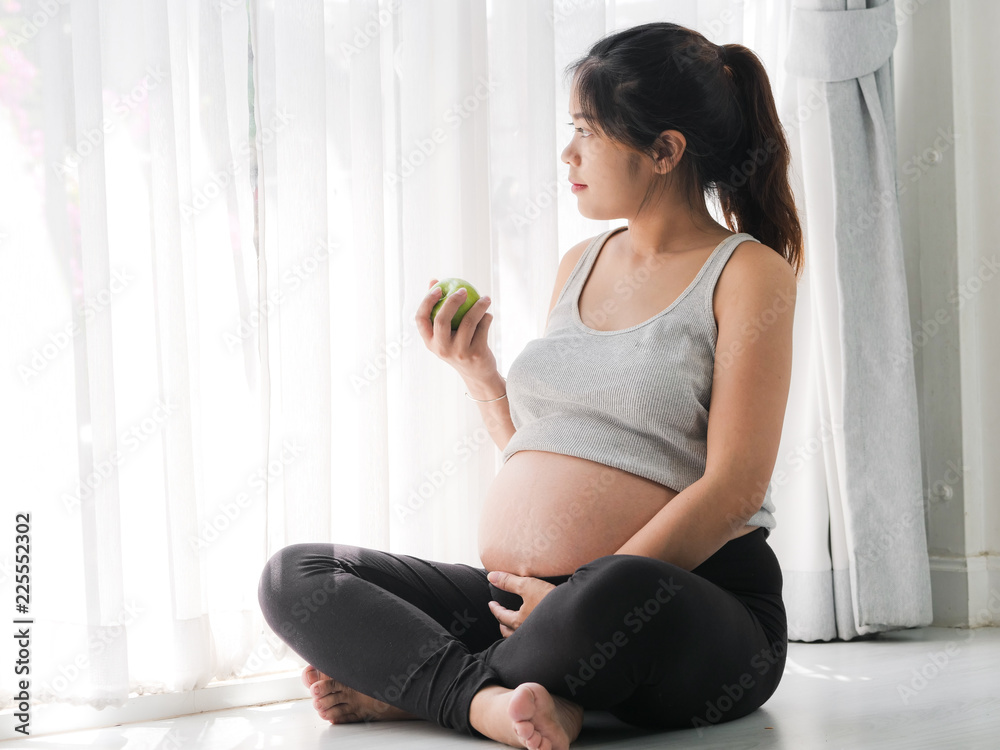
xmin=464 ymin=371 xmax=507 ymax=401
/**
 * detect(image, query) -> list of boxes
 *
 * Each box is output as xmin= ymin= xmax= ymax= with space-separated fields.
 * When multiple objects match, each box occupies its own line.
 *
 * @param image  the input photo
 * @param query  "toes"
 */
xmin=320 ymin=703 xmax=360 ymax=723
xmin=314 ymin=691 xmax=347 ymax=712
xmin=515 ymin=718 xmax=543 ymax=748
xmin=302 ymin=665 xmax=318 ymax=690
xmin=514 ymin=721 xmax=541 ymax=750
xmin=312 ymin=678 xmax=342 ymax=699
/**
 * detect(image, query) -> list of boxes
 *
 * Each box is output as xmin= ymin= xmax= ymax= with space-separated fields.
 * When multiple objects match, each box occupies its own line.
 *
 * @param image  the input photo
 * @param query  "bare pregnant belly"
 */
xmin=478 ymin=450 xmax=758 ymax=577
xmin=477 ymin=450 xmax=675 ymax=577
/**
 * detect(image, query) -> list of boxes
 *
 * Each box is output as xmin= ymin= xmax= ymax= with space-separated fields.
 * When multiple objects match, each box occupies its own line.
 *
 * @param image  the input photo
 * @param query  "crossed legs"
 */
xmin=257 ymin=529 xmax=786 ymax=745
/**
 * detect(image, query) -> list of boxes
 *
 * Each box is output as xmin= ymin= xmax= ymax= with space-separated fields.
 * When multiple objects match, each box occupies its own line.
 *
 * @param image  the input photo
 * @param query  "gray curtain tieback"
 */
xmin=785 ymin=0 xmax=898 ymax=82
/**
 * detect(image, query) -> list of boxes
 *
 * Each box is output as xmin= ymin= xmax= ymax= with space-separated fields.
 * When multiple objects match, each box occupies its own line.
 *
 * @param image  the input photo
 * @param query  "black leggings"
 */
xmin=257 ymin=526 xmax=786 ymax=739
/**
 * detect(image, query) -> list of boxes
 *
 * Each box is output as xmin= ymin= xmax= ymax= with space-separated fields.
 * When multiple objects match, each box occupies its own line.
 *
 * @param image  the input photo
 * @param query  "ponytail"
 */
xmin=716 ymin=43 xmax=803 ymax=279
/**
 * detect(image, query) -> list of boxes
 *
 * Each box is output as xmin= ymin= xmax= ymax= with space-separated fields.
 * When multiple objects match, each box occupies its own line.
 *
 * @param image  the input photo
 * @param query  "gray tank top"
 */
xmin=501 ymin=226 xmax=777 ymax=533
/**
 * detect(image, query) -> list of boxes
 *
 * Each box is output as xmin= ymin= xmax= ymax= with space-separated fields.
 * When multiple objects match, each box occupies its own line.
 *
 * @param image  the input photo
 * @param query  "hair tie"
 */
xmin=718 ymin=44 xmax=734 ymax=75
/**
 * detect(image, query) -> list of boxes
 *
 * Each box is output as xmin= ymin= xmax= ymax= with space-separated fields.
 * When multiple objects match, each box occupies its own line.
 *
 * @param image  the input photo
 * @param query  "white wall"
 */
xmin=896 ymin=0 xmax=1000 ymax=627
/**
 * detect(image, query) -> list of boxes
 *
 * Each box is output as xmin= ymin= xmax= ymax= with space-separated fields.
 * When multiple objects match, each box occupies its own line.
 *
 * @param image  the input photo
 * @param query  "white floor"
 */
xmin=6 ymin=627 xmax=1000 ymax=749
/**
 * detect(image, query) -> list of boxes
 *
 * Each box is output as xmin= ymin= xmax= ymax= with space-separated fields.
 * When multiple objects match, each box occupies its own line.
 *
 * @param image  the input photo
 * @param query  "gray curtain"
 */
xmin=774 ymin=0 xmax=933 ymax=641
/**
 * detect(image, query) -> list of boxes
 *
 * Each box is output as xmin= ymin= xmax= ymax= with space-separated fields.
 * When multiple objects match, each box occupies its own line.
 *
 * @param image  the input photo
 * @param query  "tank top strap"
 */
xmin=557 ymin=226 xmax=625 ymax=308
xmin=695 ymin=232 xmax=759 ymax=299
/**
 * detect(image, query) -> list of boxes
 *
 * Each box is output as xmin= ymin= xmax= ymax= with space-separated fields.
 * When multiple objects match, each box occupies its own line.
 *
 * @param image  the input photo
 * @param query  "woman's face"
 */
xmin=561 ymin=85 xmax=656 ymax=221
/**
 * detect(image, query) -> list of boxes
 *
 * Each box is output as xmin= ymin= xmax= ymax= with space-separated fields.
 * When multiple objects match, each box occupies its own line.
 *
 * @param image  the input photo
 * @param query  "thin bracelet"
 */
xmin=465 ymin=377 xmax=507 ymax=403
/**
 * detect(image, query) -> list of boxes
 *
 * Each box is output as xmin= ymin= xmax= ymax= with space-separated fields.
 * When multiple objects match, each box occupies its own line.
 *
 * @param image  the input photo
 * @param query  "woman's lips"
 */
xmin=571 ymin=182 xmax=587 ymax=192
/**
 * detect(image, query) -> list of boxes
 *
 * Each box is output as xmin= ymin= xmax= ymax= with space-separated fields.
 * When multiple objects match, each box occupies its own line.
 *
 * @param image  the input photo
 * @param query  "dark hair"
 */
xmin=563 ymin=22 xmax=803 ymax=279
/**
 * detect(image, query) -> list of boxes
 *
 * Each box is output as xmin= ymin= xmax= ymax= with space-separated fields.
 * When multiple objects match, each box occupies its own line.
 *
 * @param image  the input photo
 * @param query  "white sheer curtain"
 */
xmin=0 ymin=0 xmax=930 ymax=735
xmin=1 ymin=0 xmax=267 ymax=717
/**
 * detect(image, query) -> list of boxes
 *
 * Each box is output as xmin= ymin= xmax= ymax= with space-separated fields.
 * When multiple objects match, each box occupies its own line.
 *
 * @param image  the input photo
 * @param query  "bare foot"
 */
xmin=470 ymin=682 xmax=584 ymax=749
xmin=301 ymin=664 xmax=422 ymax=724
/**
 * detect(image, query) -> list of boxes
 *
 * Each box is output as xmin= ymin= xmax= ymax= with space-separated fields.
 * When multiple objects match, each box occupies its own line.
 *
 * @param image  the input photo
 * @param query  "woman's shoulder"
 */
xmin=714 ymin=239 xmax=797 ymax=324
xmin=720 ymin=238 xmax=793 ymax=287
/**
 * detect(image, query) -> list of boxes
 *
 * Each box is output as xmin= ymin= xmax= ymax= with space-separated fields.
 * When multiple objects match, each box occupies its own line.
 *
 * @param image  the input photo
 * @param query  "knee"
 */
xmin=564 ymin=555 xmax=685 ymax=618
xmin=257 ymin=542 xmax=361 ymax=631
xmin=257 ymin=543 xmax=316 ymax=623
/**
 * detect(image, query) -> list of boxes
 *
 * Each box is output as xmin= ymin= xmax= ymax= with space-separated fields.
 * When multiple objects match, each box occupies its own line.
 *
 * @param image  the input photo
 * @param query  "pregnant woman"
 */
xmin=258 ymin=21 xmax=802 ymax=750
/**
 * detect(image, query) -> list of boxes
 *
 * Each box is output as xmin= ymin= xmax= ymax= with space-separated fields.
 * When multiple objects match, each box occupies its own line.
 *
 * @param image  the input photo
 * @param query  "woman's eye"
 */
xmin=564 ymin=122 xmax=591 ymax=138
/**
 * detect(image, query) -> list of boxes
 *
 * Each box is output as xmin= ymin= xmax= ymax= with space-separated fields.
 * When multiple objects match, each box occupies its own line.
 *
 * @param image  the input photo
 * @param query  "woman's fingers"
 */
xmin=489 ymin=600 xmax=519 ymax=635
xmin=473 ymin=312 xmax=494 ymax=349
xmin=413 ymin=285 xmax=444 ymax=343
xmin=432 ymin=288 xmax=471 ymax=337
xmin=455 ymin=296 xmax=492 ymax=350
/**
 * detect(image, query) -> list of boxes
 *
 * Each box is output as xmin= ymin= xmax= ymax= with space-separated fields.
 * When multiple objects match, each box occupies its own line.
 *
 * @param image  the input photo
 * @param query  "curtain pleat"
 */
xmin=776 ymin=0 xmax=933 ymax=641
xmin=69 ymin=0 xmax=130 ymax=706
xmin=388 ymin=0 xmax=493 ymax=564
xmin=144 ymin=0 xmax=212 ymax=690
xmin=271 ymin=1 xmax=333 ymax=546
xmin=342 ymin=0 xmax=391 ymax=547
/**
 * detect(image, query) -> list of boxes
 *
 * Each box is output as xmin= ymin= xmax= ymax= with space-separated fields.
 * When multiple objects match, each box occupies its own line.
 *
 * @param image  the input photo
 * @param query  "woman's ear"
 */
xmin=653 ymin=130 xmax=686 ymax=174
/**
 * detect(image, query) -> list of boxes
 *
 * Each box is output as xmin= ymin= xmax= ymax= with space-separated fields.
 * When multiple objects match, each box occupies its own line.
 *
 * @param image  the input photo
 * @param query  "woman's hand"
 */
xmin=487 ymin=570 xmax=557 ymax=638
xmin=415 ymin=278 xmax=497 ymax=382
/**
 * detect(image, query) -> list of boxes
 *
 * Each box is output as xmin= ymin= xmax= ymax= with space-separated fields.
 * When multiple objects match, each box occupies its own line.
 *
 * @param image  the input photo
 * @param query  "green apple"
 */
xmin=430 ymin=277 xmax=481 ymax=330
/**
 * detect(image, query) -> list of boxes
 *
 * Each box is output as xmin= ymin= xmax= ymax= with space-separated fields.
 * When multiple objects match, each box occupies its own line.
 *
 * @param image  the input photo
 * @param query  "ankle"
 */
xmin=469 ymin=682 xmax=509 ymax=733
